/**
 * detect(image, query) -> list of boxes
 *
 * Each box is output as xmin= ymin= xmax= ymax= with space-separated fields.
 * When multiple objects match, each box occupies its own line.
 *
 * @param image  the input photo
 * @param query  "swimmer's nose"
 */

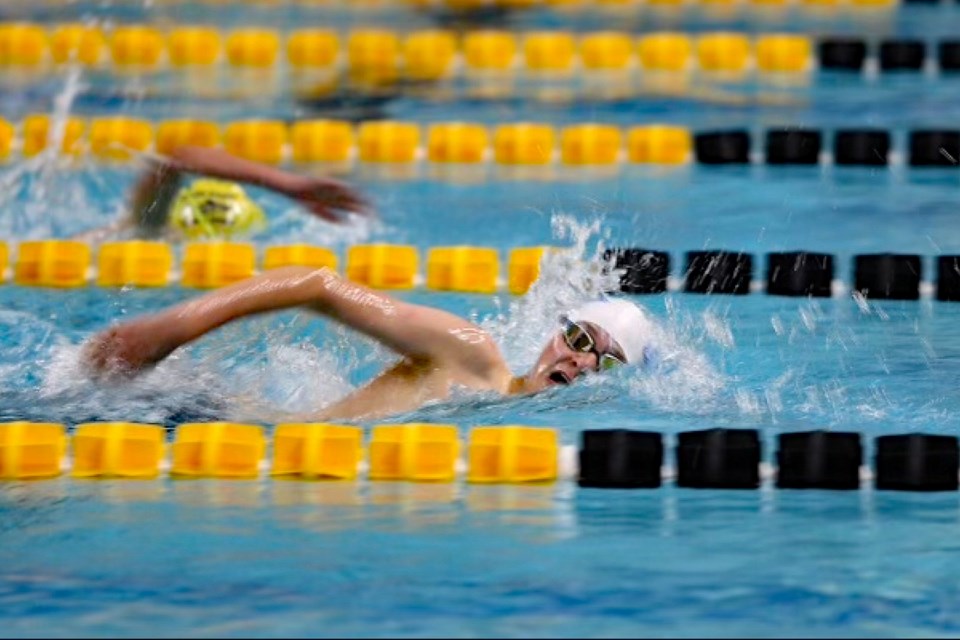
xmin=570 ymin=350 xmax=598 ymax=376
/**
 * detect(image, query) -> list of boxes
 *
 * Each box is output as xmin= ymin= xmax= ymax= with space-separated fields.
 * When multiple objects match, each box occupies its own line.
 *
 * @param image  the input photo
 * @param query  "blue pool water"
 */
xmin=4 ymin=1 xmax=960 ymax=637
xmin=4 ymin=166 xmax=960 ymax=636
xmin=5 ymin=481 xmax=960 ymax=638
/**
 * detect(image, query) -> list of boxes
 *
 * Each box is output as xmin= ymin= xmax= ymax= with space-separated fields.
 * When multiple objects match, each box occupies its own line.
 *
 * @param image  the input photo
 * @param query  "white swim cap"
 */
xmin=565 ymin=298 xmax=658 ymax=365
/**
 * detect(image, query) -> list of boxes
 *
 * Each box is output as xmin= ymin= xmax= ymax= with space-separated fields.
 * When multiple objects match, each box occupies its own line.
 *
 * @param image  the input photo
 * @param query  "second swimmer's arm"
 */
xmin=164 ymin=146 xmax=304 ymax=194
xmin=127 ymin=147 xmax=304 ymax=235
xmin=163 ymin=146 xmax=369 ymax=222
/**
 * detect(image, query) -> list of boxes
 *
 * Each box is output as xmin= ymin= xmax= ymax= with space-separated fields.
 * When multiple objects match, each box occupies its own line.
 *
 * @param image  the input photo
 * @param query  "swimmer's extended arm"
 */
xmin=84 ymin=266 xmax=503 ymax=378
xmin=163 ymin=146 xmax=369 ymax=222
xmin=75 ymin=146 xmax=369 ymax=242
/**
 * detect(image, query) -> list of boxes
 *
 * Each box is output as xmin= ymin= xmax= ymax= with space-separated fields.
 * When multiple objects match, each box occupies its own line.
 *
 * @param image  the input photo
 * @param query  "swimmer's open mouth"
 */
xmin=549 ymin=371 xmax=571 ymax=385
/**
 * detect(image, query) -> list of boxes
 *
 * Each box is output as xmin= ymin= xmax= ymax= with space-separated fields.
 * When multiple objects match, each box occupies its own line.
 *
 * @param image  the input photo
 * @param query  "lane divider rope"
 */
xmin=1 ymin=423 xmax=954 ymax=492
xmin=1 ymin=116 xmax=956 ymax=170
xmin=7 ymin=24 xmax=940 ymax=79
xmin=2 ymin=242 xmax=959 ymax=301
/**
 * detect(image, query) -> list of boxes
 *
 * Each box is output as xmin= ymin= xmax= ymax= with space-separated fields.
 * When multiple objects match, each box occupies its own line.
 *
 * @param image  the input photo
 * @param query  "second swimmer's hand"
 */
xmin=281 ymin=175 xmax=371 ymax=223
xmin=82 ymin=316 xmax=182 ymax=378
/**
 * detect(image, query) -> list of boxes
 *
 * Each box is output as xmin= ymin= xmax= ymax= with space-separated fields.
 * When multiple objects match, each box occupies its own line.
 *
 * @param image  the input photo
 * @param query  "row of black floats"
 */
xmin=604 ymin=250 xmax=960 ymax=301
xmin=694 ymin=128 xmax=960 ymax=167
xmin=819 ymin=38 xmax=960 ymax=73
xmin=580 ymin=429 xmax=959 ymax=492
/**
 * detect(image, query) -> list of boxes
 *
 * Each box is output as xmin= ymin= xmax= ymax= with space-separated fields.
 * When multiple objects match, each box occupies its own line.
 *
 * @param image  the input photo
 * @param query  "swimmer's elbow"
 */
xmin=299 ymin=266 xmax=340 ymax=299
xmin=286 ymin=266 xmax=340 ymax=303
xmin=227 ymin=265 xmax=339 ymax=313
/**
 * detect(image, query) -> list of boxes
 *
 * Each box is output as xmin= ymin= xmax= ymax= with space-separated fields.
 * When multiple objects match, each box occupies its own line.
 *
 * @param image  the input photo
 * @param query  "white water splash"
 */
xmin=481 ymin=213 xmax=621 ymax=370
xmin=38 ymin=342 xmax=230 ymax=424
xmin=0 ymin=67 xmax=108 ymax=240
xmin=477 ymin=212 xmax=727 ymax=415
xmin=624 ymin=305 xmax=727 ymax=414
xmin=213 ymin=337 xmax=356 ymax=423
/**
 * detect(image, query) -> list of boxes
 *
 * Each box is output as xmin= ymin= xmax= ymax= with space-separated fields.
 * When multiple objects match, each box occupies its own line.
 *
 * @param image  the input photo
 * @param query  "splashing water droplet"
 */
xmin=0 ymin=67 xmax=107 ymax=240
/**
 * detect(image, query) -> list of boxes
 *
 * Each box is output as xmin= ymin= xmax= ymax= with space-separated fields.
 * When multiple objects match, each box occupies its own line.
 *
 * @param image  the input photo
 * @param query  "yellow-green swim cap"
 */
xmin=170 ymin=179 xmax=266 ymax=240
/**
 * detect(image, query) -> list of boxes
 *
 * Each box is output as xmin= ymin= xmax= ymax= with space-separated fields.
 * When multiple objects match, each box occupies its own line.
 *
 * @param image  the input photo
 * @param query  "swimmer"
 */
xmin=82 ymin=266 xmax=658 ymax=421
xmin=72 ymin=145 xmax=368 ymax=243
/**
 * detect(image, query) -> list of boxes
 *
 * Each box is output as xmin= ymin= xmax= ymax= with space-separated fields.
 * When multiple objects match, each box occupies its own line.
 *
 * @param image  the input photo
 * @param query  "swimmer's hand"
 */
xmin=82 ymin=316 xmax=182 ymax=378
xmin=280 ymin=175 xmax=372 ymax=223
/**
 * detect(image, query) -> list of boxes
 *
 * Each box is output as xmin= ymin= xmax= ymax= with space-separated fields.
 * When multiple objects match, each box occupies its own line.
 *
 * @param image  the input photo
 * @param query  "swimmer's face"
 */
xmin=527 ymin=321 xmax=625 ymax=391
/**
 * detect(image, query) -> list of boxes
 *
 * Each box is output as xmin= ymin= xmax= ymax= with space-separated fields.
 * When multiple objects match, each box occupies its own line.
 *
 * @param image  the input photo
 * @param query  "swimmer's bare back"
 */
xmin=83 ymin=266 xmax=516 ymax=421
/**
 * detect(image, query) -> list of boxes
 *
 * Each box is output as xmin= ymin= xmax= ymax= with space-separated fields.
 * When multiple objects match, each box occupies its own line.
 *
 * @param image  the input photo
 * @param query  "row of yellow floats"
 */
xmin=0 ymin=422 xmax=560 ymax=483
xmin=6 ymin=240 xmax=558 ymax=293
xmin=0 ymin=24 xmax=817 ymax=76
xmin=0 ymin=116 xmax=693 ymax=165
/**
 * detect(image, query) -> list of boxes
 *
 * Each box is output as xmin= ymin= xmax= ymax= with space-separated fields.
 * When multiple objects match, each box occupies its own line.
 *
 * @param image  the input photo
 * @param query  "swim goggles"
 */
xmin=561 ymin=319 xmax=627 ymax=372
